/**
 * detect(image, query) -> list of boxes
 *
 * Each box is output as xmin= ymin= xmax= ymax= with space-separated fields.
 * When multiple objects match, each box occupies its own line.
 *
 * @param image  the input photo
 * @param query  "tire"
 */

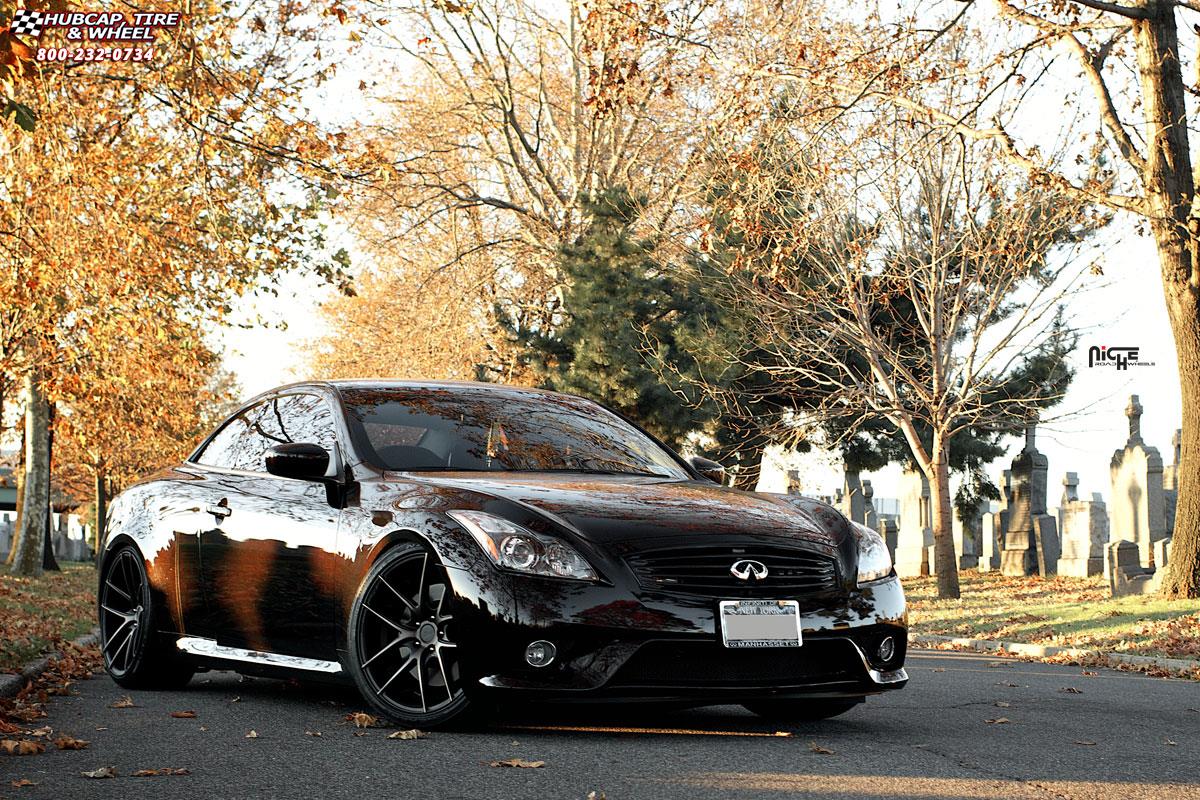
xmin=98 ymin=544 xmax=195 ymax=689
xmin=742 ymin=698 xmax=862 ymax=721
xmin=346 ymin=542 xmax=472 ymax=728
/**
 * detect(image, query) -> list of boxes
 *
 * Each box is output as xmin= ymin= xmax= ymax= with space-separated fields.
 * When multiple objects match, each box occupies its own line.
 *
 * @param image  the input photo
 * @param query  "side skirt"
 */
xmin=176 ymin=636 xmax=344 ymax=675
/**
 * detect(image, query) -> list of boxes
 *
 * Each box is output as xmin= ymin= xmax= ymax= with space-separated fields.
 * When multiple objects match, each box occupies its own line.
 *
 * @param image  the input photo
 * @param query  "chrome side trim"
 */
xmin=175 ymin=636 xmax=343 ymax=674
xmin=843 ymin=638 xmax=908 ymax=685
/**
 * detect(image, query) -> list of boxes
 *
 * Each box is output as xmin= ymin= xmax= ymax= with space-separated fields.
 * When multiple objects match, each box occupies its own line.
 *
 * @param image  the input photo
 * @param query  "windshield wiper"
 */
xmin=504 ymin=468 xmax=674 ymax=478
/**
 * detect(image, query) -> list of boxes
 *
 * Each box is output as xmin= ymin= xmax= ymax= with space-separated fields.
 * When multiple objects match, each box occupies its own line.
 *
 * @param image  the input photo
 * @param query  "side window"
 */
xmin=260 ymin=394 xmax=340 ymax=455
xmin=194 ymin=394 xmax=339 ymax=473
xmin=194 ymin=402 xmax=268 ymax=471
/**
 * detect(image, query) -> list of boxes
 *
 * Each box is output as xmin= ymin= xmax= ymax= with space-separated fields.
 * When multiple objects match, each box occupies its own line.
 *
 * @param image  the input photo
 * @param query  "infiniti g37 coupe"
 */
xmin=98 ymin=380 xmax=907 ymax=727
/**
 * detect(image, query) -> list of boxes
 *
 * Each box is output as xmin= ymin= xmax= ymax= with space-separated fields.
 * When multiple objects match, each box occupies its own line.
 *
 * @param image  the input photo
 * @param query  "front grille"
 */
xmin=624 ymin=544 xmax=840 ymax=597
xmin=609 ymin=639 xmax=860 ymax=687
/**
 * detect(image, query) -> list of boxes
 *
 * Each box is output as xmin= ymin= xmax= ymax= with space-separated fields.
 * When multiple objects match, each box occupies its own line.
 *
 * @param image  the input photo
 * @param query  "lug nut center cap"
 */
xmin=417 ymin=621 xmax=437 ymax=644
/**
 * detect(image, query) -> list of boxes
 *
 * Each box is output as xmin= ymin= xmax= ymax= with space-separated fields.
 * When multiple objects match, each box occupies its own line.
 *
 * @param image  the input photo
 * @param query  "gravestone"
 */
xmin=952 ymin=500 xmax=982 ymax=570
xmin=880 ymin=517 xmax=899 ymax=562
xmin=841 ymin=464 xmax=866 ymax=525
xmin=1057 ymin=472 xmax=1108 ymax=577
xmin=1001 ymin=424 xmax=1058 ymax=576
xmin=863 ymin=480 xmax=879 ymax=533
xmin=1163 ymin=429 xmax=1181 ymax=536
xmin=1109 ymin=395 xmax=1168 ymax=570
xmin=0 ymin=516 xmax=11 ymax=561
xmin=1107 ymin=539 xmax=1162 ymax=596
xmin=895 ymin=467 xmax=932 ymax=578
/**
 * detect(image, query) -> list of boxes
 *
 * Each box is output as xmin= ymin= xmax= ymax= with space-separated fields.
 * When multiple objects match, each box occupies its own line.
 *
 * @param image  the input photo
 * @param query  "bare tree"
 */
xmin=698 ymin=121 xmax=1096 ymax=598
xmin=770 ymin=0 xmax=1200 ymax=596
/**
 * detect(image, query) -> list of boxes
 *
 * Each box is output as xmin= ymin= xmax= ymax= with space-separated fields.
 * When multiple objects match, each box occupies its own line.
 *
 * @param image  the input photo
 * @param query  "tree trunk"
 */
xmin=11 ymin=373 xmax=49 ymax=577
xmin=928 ymin=431 xmax=960 ymax=599
xmin=41 ymin=402 xmax=59 ymax=572
xmin=1128 ymin=2 xmax=1200 ymax=597
xmin=1161 ymin=264 xmax=1200 ymax=597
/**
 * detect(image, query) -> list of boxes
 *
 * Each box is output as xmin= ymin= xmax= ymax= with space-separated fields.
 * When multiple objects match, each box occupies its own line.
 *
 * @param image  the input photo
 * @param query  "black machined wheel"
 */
xmin=349 ymin=544 xmax=469 ymax=726
xmin=99 ymin=544 xmax=194 ymax=689
xmin=100 ymin=547 xmax=147 ymax=678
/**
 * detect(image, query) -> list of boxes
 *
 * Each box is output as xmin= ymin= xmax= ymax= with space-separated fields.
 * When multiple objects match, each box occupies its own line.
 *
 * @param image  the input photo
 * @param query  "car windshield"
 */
xmin=338 ymin=386 xmax=687 ymax=478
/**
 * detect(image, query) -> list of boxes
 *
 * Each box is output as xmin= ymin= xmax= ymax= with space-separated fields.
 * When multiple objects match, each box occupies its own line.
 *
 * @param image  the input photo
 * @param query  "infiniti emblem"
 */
xmin=730 ymin=559 xmax=768 ymax=581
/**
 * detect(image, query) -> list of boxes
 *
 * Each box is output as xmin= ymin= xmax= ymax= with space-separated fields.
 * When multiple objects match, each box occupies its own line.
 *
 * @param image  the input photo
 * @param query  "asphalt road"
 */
xmin=3 ymin=650 xmax=1198 ymax=800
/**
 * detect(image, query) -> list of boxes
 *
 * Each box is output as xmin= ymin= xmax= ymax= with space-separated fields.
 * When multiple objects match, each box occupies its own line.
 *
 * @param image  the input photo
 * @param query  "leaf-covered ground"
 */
xmin=907 ymin=571 xmax=1200 ymax=661
xmin=0 ymin=563 xmax=97 ymax=673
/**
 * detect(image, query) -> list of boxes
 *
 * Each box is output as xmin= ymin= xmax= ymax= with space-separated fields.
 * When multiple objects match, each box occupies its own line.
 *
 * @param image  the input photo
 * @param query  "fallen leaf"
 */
xmin=930 ymin=668 xmax=945 ymax=673
xmin=11 ymin=778 xmax=36 ymax=787
xmin=808 ymin=742 xmax=835 ymax=754
xmin=28 ymin=726 xmax=52 ymax=737
xmin=1165 ymin=739 xmax=1177 ymax=746
xmin=169 ymin=711 xmax=197 ymax=719
xmin=1060 ymin=687 xmax=1083 ymax=694
xmin=305 ymin=730 xmax=322 ymax=737
xmin=132 ymin=768 xmax=191 ymax=777
xmin=993 ymin=701 xmax=1010 ymax=708
xmin=1074 ymin=740 xmax=1097 ymax=746
xmin=346 ymin=712 xmax=378 ymax=728
xmin=984 ymin=717 xmax=1011 ymax=725
xmin=1081 ymin=670 xmax=1098 ymax=677
xmin=81 ymin=766 xmax=117 ymax=779
xmin=353 ymin=731 xmax=369 ymax=737
xmin=54 ymin=736 xmax=89 ymax=750
xmin=229 ymin=696 xmax=240 ymax=703
xmin=245 ymin=730 xmax=259 ymax=739
xmin=0 ymin=739 xmax=45 ymax=755
xmin=488 ymin=758 xmax=545 ymax=768
xmin=110 ymin=696 xmax=136 ymax=708
xmin=995 ymin=681 xmax=1019 ymax=688
xmin=387 ymin=729 xmax=427 ymax=740
xmin=94 ymin=727 xmax=108 ymax=731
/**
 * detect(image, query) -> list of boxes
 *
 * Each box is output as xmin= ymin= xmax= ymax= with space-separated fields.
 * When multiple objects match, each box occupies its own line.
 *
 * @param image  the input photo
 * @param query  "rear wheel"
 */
xmin=347 ymin=543 xmax=471 ymax=728
xmin=742 ymin=698 xmax=861 ymax=721
xmin=99 ymin=544 xmax=195 ymax=689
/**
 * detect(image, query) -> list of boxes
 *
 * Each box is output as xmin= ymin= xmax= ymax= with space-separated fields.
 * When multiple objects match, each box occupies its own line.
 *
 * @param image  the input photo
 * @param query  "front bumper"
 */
xmin=444 ymin=563 xmax=908 ymax=702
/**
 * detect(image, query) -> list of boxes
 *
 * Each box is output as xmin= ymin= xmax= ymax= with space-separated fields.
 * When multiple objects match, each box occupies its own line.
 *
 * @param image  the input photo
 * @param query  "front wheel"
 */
xmin=99 ymin=544 xmax=195 ymax=689
xmin=346 ymin=543 xmax=471 ymax=728
xmin=742 ymin=698 xmax=862 ymax=721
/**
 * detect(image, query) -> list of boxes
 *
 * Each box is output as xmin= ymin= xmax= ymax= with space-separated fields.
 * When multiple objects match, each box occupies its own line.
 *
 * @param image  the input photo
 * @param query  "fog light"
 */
xmin=525 ymin=640 xmax=556 ymax=668
xmin=878 ymin=636 xmax=896 ymax=663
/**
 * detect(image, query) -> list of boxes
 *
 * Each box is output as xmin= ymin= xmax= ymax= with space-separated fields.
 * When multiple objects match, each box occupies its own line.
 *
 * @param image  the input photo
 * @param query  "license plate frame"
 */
xmin=718 ymin=599 xmax=803 ymax=648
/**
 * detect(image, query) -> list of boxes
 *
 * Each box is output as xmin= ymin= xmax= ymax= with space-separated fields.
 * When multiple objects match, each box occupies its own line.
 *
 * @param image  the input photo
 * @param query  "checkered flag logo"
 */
xmin=10 ymin=9 xmax=44 ymax=37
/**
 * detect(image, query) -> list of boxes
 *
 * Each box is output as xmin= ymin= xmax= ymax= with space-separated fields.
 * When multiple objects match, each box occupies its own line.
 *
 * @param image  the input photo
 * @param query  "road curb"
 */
xmin=0 ymin=628 xmax=100 ymax=698
xmin=911 ymin=633 xmax=1200 ymax=675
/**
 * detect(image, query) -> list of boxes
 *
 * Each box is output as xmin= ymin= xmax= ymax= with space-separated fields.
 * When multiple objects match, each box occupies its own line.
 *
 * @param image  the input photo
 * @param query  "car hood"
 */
xmin=396 ymin=472 xmax=850 ymax=549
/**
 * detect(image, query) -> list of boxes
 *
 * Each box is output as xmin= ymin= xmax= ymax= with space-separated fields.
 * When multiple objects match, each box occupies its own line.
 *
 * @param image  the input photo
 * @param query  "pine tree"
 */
xmin=509 ymin=189 xmax=717 ymax=452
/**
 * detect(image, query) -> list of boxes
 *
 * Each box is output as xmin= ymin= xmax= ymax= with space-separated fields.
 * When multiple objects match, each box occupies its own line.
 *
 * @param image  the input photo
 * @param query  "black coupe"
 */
xmin=99 ymin=380 xmax=907 ymax=727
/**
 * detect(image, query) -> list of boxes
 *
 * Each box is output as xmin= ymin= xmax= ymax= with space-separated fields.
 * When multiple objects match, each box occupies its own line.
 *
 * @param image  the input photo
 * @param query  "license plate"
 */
xmin=719 ymin=599 xmax=802 ymax=648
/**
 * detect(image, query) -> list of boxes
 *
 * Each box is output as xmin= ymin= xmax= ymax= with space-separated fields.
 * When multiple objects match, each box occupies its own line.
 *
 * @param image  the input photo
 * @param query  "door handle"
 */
xmin=206 ymin=503 xmax=232 ymax=520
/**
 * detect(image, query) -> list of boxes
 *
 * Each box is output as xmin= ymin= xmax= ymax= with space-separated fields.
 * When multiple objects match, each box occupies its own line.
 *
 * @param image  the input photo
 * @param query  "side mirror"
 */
xmin=266 ymin=443 xmax=330 ymax=481
xmin=688 ymin=455 xmax=726 ymax=485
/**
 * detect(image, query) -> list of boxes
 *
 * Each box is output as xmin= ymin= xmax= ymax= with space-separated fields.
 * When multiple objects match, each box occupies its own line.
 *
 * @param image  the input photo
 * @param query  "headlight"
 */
xmin=851 ymin=521 xmax=892 ymax=585
xmin=447 ymin=510 xmax=599 ymax=581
